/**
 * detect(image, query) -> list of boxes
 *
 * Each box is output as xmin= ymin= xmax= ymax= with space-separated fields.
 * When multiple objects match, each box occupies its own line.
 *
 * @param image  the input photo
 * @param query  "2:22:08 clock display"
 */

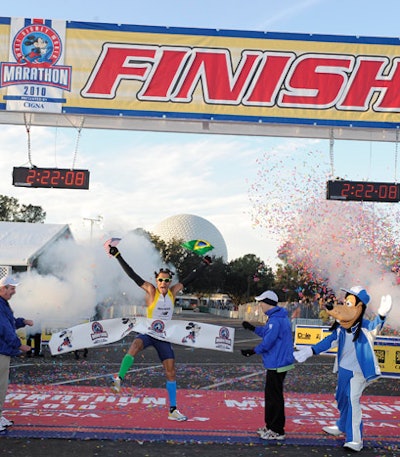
xmin=12 ymin=167 xmax=90 ymax=190
xmin=326 ymin=180 xmax=400 ymax=203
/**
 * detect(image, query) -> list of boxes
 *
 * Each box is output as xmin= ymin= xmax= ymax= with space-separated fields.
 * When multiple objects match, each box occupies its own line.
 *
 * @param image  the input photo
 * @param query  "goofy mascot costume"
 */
xmin=294 ymin=286 xmax=392 ymax=452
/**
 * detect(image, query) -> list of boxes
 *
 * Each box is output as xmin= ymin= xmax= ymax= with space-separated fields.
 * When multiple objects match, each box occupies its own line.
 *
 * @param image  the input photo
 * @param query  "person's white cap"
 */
xmin=0 ymin=275 xmax=20 ymax=287
xmin=255 ymin=290 xmax=278 ymax=306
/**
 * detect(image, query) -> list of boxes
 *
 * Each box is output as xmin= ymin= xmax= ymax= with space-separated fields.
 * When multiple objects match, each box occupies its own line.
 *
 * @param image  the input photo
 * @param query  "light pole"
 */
xmin=83 ymin=215 xmax=102 ymax=241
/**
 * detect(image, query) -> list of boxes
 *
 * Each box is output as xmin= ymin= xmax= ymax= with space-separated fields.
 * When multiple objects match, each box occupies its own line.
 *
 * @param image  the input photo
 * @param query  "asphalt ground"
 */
xmin=1 ymin=311 xmax=399 ymax=457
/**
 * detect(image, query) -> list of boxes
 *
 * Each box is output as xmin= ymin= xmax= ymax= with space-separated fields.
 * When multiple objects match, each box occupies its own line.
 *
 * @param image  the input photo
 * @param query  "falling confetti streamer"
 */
xmin=249 ymin=144 xmax=400 ymax=329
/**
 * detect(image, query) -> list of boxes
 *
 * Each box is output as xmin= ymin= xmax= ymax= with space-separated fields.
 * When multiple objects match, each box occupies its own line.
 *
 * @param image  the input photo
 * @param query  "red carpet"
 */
xmin=3 ymin=384 xmax=399 ymax=447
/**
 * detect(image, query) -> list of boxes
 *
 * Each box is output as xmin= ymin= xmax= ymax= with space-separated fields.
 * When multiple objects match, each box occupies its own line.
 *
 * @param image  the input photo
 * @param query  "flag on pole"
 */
xmin=181 ymin=239 xmax=214 ymax=256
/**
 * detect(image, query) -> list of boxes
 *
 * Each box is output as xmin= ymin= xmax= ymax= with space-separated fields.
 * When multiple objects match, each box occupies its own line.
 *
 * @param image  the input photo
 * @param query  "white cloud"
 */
xmin=255 ymin=0 xmax=324 ymax=30
xmin=0 ymin=125 xmax=281 ymax=263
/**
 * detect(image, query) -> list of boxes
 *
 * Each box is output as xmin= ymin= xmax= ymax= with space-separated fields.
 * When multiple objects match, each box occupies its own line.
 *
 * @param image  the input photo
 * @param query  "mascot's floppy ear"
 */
xmin=350 ymin=301 xmax=366 ymax=342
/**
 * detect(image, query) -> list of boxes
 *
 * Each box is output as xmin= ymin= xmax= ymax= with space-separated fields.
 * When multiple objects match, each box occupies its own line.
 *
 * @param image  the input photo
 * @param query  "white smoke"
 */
xmin=11 ymin=230 xmax=175 ymax=332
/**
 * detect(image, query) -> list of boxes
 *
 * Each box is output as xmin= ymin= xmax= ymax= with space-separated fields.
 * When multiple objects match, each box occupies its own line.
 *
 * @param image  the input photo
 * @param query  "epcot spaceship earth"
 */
xmin=153 ymin=214 xmax=228 ymax=262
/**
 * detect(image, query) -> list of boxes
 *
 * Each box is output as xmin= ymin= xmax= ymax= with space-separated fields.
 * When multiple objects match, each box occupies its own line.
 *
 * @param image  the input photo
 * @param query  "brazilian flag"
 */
xmin=181 ymin=239 xmax=214 ymax=256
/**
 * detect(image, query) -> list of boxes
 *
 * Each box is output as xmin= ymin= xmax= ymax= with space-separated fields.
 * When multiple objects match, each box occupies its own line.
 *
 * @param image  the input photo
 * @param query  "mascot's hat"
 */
xmin=340 ymin=285 xmax=370 ymax=305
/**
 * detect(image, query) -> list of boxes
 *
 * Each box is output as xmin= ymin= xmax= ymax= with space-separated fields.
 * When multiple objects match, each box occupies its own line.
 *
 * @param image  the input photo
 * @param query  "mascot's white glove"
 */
xmin=378 ymin=295 xmax=392 ymax=317
xmin=294 ymin=346 xmax=313 ymax=363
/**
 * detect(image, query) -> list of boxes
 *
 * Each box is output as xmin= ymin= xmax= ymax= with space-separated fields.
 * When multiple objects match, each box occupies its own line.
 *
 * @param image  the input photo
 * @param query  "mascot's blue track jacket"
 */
xmin=0 ymin=296 xmax=26 ymax=357
xmin=312 ymin=315 xmax=386 ymax=382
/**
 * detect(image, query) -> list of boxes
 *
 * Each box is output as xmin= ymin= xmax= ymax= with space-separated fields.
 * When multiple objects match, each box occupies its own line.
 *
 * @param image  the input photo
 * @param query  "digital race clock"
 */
xmin=12 ymin=167 xmax=90 ymax=190
xmin=326 ymin=180 xmax=400 ymax=203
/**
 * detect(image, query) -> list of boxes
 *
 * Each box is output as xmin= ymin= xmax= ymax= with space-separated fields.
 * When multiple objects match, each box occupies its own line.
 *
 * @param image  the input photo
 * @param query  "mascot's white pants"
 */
xmin=335 ymin=367 xmax=367 ymax=443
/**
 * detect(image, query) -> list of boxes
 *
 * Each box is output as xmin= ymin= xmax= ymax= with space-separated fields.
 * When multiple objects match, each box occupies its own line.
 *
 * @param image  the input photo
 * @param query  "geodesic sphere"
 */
xmin=153 ymin=214 xmax=228 ymax=261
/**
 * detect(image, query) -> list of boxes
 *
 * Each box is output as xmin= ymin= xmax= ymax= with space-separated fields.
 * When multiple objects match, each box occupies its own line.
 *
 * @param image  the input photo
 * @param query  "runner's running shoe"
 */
xmin=110 ymin=374 xmax=121 ymax=393
xmin=168 ymin=409 xmax=187 ymax=421
xmin=0 ymin=416 xmax=14 ymax=429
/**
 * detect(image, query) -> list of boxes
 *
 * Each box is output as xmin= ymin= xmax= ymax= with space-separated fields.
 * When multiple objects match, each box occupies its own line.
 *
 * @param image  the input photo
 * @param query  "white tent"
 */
xmin=0 ymin=222 xmax=73 ymax=270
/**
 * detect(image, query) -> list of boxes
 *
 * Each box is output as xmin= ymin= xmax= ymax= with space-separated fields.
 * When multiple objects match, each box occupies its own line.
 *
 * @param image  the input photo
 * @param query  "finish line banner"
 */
xmin=3 ymin=16 xmax=400 ymax=140
xmin=48 ymin=317 xmax=235 ymax=355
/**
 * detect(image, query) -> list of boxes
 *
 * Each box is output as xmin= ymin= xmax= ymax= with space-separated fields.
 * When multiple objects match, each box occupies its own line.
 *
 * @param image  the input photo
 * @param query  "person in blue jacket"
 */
xmin=294 ymin=285 xmax=392 ymax=452
xmin=0 ymin=275 xmax=33 ymax=432
xmin=241 ymin=290 xmax=294 ymax=441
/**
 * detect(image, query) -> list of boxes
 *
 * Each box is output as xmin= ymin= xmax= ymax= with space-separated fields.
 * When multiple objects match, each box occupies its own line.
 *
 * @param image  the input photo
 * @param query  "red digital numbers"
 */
xmin=74 ymin=171 xmax=86 ymax=186
xmin=340 ymin=182 xmax=350 ymax=197
xmin=65 ymin=171 xmax=75 ymax=186
xmin=26 ymin=169 xmax=36 ymax=184
xmin=390 ymin=185 xmax=398 ymax=199
xmin=355 ymin=183 xmax=364 ymax=198
xmin=365 ymin=184 xmax=374 ymax=199
xmin=328 ymin=180 xmax=400 ymax=203
xmin=379 ymin=184 xmax=398 ymax=200
xmin=12 ymin=167 xmax=90 ymax=190
xmin=50 ymin=170 xmax=61 ymax=186
xmin=41 ymin=169 xmax=51 ymax=185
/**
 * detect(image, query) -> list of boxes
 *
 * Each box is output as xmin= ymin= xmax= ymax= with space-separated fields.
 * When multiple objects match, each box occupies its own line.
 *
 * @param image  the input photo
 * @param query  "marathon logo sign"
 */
xmin=1 ymin=19 xmax=71 ymax=90
xmin=0 ymin=17 xmax=71 ymax=114
xmin=81 ymin=43 xmax=400 ymax=112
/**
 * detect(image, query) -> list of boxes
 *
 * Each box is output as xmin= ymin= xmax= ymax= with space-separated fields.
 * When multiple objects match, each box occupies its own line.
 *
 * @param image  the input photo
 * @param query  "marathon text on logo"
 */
xmin=1 ymin=64 xmax=71 ymax=89
xmin=81 ymin=43 xmax=400 ymax=112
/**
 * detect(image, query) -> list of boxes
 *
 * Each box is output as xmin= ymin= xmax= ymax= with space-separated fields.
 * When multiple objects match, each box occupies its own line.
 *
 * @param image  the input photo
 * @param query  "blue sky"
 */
xmin=1 ymin=0 xmax=398 ymax=37
xmin=1 ymin=1 xmax=400 ymax=264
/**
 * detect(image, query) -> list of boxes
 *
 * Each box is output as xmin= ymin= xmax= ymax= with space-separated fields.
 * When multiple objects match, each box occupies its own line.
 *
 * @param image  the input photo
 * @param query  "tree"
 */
xmin=0 ymin=195 xmax=46 ymax=223
xmin=144 ymin=232 xmax=275 ymax=307
xmin=148 ymin=233 xmax=226 ymax=295
xmin=225 ymin=254 xmax=274 ymax=308
xmin=17 ymin=203 xmax=46 ymax=223
xmin=274 ymin=263 xmax=302 ymax=302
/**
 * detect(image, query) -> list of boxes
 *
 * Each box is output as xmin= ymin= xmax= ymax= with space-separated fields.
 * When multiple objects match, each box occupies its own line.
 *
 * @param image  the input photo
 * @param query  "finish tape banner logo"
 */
xmin=48 ymin=317 xmax=235 ymax=354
